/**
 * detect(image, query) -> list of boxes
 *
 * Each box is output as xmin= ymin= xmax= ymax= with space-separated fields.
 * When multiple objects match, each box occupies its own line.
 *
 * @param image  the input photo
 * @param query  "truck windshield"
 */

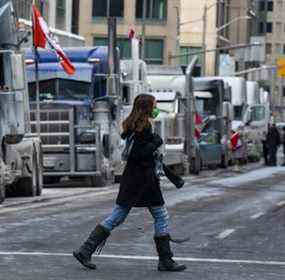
xmin=234 ymin=106 xmax=243 ymax=120
xmin=157 ymin=101 xmax=175 ymax=113
xmin=250 ymin=106 xmax=265 ymax=121
xmin=195 ymin=97 xmax=216 ymax=118
xmin=28 ymin=79 xmax=91 ymax=101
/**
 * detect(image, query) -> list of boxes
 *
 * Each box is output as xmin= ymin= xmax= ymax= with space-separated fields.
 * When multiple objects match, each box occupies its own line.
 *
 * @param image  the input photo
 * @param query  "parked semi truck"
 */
xmin=193 ymin=78 xmax=232 ymax=169
xmin=244 ymin=81 xmax=270 ymax=161
xmin=147 ymin=66 xmax=232 ymax=174
xmin=0 ymin=0 xmax=43 ymax=203
xmin=25 ymin=18 xmax=121 ymax=186
xmin=147 ymin=66 xmax=189 ymax=173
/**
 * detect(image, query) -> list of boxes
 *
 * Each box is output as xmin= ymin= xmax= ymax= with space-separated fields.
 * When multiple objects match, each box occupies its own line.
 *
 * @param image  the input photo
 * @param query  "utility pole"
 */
xmin=141 ymin=0 xmax=146 ymax=60
xmin=201 ymin=5 xmax=207 ymax=76
xmin=34 ymin=0 xmax=45 ymax=138
xmin=175 ymin=6 xmax=180 ymax=65
xmin=107 ymin=0 xmax=110 ymax=17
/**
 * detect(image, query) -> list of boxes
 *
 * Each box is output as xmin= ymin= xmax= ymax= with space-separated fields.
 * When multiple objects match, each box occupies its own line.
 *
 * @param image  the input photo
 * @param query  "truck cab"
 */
xmin=193 ymin=78 xmax=231 ymax=169
xmin=243 ymin=82 xmax=270 ymax=161
xmin=25 ymin=47 xmax=121 ymax=185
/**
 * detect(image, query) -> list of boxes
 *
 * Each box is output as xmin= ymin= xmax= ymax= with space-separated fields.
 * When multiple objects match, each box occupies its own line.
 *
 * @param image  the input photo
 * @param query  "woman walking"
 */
xmin=73 ymin=94 xmax=186 ymax=272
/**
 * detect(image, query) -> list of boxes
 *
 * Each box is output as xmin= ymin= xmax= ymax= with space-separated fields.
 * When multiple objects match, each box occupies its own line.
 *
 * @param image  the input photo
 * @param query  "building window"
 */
xmin=266 ymin=22 xmax=273 ymax=33
xmin=276 ymin=22 xmax=282 ymax=34
xmin=276 ymin=43 xmax=282 ymax=54
xmin=93 ymin=37 xmax=131 ymax=59
xmin=266 ymin=43 xmax=272 ymax=54
xmin=259 ymin=22 xmax=264 ymax=34
xmin=136 ymin=0 xmax=167 ymax=20
xmin=267 ymin=1 xmax=274 ymax=11
xmin=259 ymin=1 xmax=265 ymax=11
xmin=56 ymin=0 xmax=66 ymax=30
xmin=180 ymin=46 xmax=202 ymax=66
xmin=92 ymin=0 xmax=124 ymax=17
xmin=144 ymin=39 xmax=164 ymax=64
xmin=277 ymin=0 xmax=283 ymax=9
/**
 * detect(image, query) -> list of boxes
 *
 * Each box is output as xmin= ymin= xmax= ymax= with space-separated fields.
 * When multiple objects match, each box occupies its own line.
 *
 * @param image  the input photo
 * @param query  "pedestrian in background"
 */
xmin=262 ymin=129 xmax=269 ymax=166
xmin=73 ymin=94 xmax=186 ymax=272
xmin=282 ymin=126 xmax=285 ymax=166
xmin=267 ymin=123 xmax=281 ymax=166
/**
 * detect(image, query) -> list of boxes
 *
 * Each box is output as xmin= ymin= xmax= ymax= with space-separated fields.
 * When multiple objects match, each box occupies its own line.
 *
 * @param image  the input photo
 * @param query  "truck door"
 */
xmin=199 ymin=120 xmax=222 ymax=164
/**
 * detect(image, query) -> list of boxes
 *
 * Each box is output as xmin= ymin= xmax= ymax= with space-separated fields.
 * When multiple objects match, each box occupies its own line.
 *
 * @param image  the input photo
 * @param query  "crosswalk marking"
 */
xmin=1 ymin=251 xmax=285 ymax=267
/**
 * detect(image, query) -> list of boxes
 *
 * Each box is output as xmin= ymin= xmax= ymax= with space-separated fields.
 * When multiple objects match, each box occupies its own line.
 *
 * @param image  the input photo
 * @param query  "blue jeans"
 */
xmin=101 ymin=204 xmax=169 ymax=236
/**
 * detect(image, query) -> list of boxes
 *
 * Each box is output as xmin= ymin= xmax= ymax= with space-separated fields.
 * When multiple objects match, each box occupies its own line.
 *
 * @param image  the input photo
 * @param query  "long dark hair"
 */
xmin=123 ymin=94 xmax=155 ymax=133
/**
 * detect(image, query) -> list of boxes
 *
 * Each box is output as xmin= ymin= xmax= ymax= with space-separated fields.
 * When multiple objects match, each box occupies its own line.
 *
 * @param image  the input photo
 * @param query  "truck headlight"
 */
xmin=166 ymin=137 xmax=183 ymax=145
xmin=79 ymin=131 xmax=96 ymax=144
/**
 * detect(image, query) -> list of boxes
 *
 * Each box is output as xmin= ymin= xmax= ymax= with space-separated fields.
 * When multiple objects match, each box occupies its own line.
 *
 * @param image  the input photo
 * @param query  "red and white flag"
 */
xmin=32 ymin=4 xmax=75 ymax=75
xmin=230 ymin=131 xmax=240 ymax=150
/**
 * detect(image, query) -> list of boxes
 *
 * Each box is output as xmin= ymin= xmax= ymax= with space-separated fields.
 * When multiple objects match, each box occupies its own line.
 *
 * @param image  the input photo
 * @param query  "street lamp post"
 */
xmin=141 ymin=0 xmax=147 ymax=60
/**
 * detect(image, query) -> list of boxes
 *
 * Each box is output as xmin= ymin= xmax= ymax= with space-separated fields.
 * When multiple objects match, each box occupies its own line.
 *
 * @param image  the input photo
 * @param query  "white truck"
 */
xmin=147 ymin=67 xmax=195 ymax=174
xmin=244 ymin=81 xmax=270 ymax=161
xmin=0 ymin=0 xmax=43 ymax=203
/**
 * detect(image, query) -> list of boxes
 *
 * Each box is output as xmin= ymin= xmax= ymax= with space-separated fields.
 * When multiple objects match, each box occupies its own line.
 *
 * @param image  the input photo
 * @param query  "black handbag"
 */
xmin=121 ymin=132 xmax=135 ymax=161
xmin=154 ymin=152 xmax=165 ymax=178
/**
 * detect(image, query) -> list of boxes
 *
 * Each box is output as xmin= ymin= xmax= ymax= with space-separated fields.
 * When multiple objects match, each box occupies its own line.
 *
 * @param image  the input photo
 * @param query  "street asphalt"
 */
xmin=1 ymin=162 xmax=285 ymax=280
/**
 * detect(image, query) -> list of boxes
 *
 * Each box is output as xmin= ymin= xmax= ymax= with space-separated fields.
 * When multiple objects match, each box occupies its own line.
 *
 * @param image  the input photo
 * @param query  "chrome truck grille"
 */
xmin=30 ymin=109 xmax=70 ymax=145
xmin=29 ymin=107 xmax=102 ymax=176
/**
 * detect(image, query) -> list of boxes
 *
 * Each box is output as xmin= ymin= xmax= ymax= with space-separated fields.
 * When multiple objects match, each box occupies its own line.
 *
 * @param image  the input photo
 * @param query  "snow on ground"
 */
xmin=211 ymin=167 xmax=285 ymax=188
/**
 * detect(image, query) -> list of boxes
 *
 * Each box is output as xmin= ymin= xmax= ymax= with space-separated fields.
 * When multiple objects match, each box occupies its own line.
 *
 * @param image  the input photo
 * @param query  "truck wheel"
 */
xmin=220 ymin=154 xmax=229 ymax=168
xmin=0 ymin=183 xmax=5 ymax=203
xmin=16 ymin=152 xmax=37 ymax=197
xmin=190 ymin=156 xmax=200 ymax=175
xmin=36 ymin=149 xmax=43 ymax=196
xmin=43 ymin=176 xmax=61 ymax=185
xmin=16 ymin=177 xmax=36 ymax=197
xmin=86 ymin=175 xmax=106 ymax=187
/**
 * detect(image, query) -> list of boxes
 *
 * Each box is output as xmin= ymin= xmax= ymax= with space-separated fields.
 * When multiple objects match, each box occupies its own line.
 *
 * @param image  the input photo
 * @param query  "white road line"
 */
xmin=1 ymin=251 xmax=285 ymax=267
xmin=277 ymin=201 xmax=285 ymax=207
xmin=250 ymin=212 xmax=265 ymax=220
xmin=216 ymin=229 xmax=236 ymax=239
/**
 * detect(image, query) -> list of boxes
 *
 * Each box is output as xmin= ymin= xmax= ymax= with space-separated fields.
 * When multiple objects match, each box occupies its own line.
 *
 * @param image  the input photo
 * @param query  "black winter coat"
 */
xmin=267 ymin=126 xmax=281 ymax=147
xmin=116 ymin=126 xmax=164 ymax=207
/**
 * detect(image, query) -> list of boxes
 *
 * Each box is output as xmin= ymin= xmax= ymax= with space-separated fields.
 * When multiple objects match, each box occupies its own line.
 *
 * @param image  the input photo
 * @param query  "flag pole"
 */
xmin=33 ymin=1 xmax=44 ymax=139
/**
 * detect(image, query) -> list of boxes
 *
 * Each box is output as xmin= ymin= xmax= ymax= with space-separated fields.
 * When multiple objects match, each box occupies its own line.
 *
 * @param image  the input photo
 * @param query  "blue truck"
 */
xmin=25 ymin=46 xmax=121 ymax=185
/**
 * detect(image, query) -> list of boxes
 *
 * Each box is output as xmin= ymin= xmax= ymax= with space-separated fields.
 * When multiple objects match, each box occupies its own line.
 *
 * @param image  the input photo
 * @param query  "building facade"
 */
xmin=78 ymin=0 xmax=180 ymax=65
xmin=180 ymin=0 xmax=225 ymax=75
xmin=252 ymin=0 xmax=285 ymax=115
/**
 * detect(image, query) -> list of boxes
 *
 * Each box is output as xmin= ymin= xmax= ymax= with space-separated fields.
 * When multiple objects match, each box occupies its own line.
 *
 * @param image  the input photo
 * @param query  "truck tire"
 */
xmin=220 ymin=154 xmax=229 ymax=168
xmin=16 ymin=176 xmax=36 ymax=197
xmin=43 ymin=176 xmax=61 ymax=185
xmin=15 ymin=151 xmax=37 ymax=197
xmin=190 ymin=156 xmax=200 ymax=175
xmin=86 ymin=175 xmax=106 ymax=187
xmin=0 ymin=183 xmax=5 ymax=203
xmin=36 ymin=149 xmax=43 ymax=196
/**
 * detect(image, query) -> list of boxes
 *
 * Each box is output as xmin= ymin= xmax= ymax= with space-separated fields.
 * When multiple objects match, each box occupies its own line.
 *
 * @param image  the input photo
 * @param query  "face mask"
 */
xmin=151 ymin=108 xmax=160 ymax=119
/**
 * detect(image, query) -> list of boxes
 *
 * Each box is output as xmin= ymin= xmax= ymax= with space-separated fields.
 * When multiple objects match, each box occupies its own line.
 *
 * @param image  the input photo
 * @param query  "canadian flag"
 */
xmin=230 ymin=131 xmax=240 ymax=150
xmin=32 ymin=4 xmax=75 ymax=75
xmin=194 ymin=112 xmax=203 ymax=139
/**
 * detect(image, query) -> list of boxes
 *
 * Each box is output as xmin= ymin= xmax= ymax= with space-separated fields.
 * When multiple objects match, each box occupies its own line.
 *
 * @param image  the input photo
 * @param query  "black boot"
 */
xmin=154 ymin=234 xmax=187 ymax=272
xmin=73 ymin=224 xmax=110 ymax=269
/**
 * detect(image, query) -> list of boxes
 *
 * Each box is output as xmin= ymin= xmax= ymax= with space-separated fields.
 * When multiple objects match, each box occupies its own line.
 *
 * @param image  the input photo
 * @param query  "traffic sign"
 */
xmin=277 ymin=58 xmax=285 ymax=77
